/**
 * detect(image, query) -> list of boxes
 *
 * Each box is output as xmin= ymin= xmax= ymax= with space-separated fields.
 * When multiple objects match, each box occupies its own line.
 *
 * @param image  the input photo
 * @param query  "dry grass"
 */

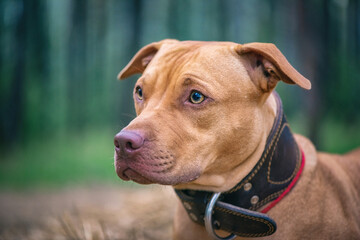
xmin=0 ymin=185 xmax=176 ymax=240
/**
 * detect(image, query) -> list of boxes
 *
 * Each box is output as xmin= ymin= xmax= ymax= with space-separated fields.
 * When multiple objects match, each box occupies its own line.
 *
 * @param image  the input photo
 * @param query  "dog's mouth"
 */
xmin=114 ymin=151 xmax=201 ymax=186
xmin=120 ymin=168 xmax=154 ymax=184
xmin=114 ymin=156 xmax=154 ymax=184
xmin=114 ymin=151 xmax=175 ymax=184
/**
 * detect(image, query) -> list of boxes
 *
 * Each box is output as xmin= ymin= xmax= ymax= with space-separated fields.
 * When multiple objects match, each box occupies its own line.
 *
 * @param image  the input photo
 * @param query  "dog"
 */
xmin=114 ymin=39 xmax=360 ymax=239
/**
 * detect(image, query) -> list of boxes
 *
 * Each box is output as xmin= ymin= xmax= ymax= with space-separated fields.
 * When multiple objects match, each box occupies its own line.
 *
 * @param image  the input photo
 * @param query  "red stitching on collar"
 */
xmin=261 ymin=148 xmax=305 ymax=214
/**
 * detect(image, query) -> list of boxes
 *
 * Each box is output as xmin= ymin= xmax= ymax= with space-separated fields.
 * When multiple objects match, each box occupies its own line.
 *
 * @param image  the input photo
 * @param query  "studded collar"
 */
xmin=175 ymin=92 xmax=305 ymax=238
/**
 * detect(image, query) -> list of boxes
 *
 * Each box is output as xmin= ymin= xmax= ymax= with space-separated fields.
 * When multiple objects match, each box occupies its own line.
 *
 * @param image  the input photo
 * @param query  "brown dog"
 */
xmin=114 ymin=39 xmax=360 ymax=239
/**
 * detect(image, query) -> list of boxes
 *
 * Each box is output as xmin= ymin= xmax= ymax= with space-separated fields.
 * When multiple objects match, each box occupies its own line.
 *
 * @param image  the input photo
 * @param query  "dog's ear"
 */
xmin=118 ymin=39 xmax=178 ymax=80
xmin=237 ymin=43 xmax=311 ymax=92
xmin=117 ymin=42 xmax=160 ymax=80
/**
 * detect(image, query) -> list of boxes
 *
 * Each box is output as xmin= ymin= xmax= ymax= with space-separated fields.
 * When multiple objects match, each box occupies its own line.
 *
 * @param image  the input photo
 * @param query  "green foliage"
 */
xmin=0 ymin=129 xmax=122 ymax=189
xmin=0 ymin=0 xmax=359 ymax=188
xmin=317 ymin=117 xmax=360 ymax=154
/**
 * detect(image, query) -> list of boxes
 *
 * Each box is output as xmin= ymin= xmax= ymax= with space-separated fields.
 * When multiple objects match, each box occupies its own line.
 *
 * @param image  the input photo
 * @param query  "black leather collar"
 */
xmin=175 ymin=92 xmax=303 ymax=238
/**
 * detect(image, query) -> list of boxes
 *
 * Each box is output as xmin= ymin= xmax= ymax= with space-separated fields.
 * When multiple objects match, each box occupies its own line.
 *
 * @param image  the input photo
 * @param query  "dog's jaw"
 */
xmin=173 ymin=94 xmax=278 ymax=192
xmin=114 ymin=148 xmax=201 ymax=185
xmin=173 ymin=127 xmax=269 ymax=192
xmin=114 ymin=154 xmax=154 ymax=184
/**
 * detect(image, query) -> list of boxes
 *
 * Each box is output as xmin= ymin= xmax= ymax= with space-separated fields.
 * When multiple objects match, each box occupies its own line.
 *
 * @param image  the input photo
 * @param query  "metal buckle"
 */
xmin=204 ymin=192 xmax=236 ymax=240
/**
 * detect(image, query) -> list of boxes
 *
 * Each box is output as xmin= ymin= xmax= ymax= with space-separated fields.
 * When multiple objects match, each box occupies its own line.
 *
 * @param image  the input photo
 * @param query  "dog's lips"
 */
xmin=114 ymin=155 xmax=154 ymax=184
xmin=114 ymin=151 xmax=201 ymax=185
xmin=115 ymin=163 xmax=154 ymax=184
xmin=122 ymin=168 xmax=154 ymax=184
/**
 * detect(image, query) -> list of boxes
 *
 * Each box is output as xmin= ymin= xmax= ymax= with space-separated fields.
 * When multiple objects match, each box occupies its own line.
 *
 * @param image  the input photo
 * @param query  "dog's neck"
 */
xmin=174 ymin=92 xmax=304 ymax=237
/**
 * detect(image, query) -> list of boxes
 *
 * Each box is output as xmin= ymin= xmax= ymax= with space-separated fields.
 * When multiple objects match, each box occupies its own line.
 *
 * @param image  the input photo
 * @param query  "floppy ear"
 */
xmin=237 ymin=43 xmax=311 ymax=92
xmin=118 ymin=39 xmax=178 ymax=80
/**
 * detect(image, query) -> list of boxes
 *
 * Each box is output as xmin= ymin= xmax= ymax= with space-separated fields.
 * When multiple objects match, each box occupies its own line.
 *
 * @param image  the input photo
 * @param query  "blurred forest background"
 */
xmin=0 ymin=0 xmax=359 ymax=189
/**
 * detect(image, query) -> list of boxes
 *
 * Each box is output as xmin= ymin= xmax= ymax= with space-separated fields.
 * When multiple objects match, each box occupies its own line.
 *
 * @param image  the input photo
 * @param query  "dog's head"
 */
xmin=114 ymin=39 xmax=310 ymax=190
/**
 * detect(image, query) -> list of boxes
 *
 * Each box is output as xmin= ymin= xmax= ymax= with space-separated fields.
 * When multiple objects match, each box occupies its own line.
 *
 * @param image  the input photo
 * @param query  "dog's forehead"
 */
xmin=147 ymin=41 xmax=242 ymax=80
xmin=158 ymin=41 xmax=237 ymax=59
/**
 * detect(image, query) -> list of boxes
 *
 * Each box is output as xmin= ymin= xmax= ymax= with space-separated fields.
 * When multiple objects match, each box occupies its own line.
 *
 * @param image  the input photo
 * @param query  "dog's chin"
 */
xmin=120 ymin=168 xmax=154 ymax=184
xmin=115 ymin=160 xmax=201 ymax=186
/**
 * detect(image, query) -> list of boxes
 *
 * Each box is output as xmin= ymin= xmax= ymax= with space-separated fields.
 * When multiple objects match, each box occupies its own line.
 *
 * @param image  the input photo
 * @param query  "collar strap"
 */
xmin=175 ymin=92 xmax=304 ymax=238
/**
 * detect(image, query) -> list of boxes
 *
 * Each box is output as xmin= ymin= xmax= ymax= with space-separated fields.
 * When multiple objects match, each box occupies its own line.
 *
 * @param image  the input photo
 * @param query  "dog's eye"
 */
xmin=189 ymin=91 xmax=205 ymax=104
xmin=135 ymin=86 xmax=143 ymax=100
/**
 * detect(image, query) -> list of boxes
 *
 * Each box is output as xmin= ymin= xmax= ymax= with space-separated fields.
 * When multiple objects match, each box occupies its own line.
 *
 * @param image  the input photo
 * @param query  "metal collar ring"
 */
xmin=204 ymin=192 xmax=237 ymax=240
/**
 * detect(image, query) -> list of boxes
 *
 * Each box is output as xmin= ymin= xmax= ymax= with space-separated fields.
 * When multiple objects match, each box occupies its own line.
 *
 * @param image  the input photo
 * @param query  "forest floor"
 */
xmin=0 ymin=185 xmax=177 ymax=240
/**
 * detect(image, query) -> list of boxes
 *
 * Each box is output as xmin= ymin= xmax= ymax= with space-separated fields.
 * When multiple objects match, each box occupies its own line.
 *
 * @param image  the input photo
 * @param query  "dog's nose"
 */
xmin=114 ymin=130 xmax=145 ymax=153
